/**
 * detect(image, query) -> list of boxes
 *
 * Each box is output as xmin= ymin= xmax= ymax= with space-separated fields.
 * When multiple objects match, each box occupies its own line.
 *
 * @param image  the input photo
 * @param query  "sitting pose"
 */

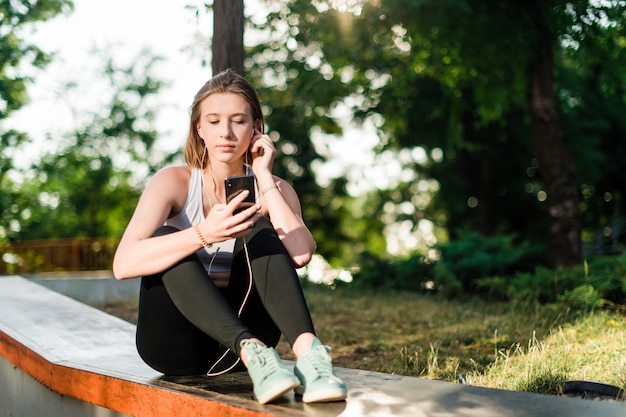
xmin=112 ymin=68 xmax=347 ymax=404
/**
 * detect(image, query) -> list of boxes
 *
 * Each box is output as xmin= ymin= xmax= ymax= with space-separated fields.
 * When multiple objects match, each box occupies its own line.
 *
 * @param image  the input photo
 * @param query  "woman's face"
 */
xmin=196 ymin=92 xmax=256 ymax=164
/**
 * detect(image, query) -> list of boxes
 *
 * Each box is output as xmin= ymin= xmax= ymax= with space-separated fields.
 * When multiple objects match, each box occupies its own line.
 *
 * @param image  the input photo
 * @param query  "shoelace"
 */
xmin=300 ymin=345 xmax=333 ymax=379
xmin=247 ymin=344 xmax=281 ymax=377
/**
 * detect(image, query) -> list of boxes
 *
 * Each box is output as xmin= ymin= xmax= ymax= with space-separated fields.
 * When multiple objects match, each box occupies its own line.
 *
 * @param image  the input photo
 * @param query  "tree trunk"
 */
xmin=528 ymin=47 xmax=582 ymax=268
xmin=212 ymin=0 xmax=244 ymax=74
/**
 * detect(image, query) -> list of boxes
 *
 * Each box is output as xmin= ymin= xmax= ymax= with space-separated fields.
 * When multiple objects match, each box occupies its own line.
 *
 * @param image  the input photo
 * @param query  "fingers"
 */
xmin=202 ymin=195 xmax=260 ymax=241
xmin=231 ymin=212 xmax=262 ymax=238
xmin=251 ymin=130 xmax=275 ymax=158
xmin=232 ymin=201 xmax=260 ymax=221
xmin=227 ymin=193 xmax=259 ymax=219
xmin=227 ymin=189 xmax=251 ymax=207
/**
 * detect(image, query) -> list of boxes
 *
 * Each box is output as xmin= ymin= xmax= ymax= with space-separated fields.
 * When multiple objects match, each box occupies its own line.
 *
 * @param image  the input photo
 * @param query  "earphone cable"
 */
xmin=206 ymin=236 xmax=254 ymax=376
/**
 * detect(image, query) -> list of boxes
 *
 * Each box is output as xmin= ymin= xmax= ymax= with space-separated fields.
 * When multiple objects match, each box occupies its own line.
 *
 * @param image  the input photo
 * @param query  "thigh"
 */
xmin=135 ymin=226 xmax=220 ymax=375
xmin=227 ymin=218 xmax=305 ymax=348
xmin=224 ymin=249 xmax=281 ymax=348
xmin=136 ymin=273 xmax=220 ymax=375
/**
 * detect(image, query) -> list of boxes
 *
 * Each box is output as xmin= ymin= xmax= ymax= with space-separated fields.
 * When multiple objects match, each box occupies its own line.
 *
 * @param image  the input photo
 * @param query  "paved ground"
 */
xmin=158 ymin=367 xmax=625 ymax=417
xmin=1 ymin=275 xmax=625 ymax=417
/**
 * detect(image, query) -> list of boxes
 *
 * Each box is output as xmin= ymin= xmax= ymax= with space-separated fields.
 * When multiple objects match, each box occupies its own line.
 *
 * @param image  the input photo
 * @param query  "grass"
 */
xmin=280 ymin=284 xmax=626 ymax=398
xmin=96 ymin=282 xmax=626 ymax=399
xmin=464 ymin=314 xmax=626 ymax=394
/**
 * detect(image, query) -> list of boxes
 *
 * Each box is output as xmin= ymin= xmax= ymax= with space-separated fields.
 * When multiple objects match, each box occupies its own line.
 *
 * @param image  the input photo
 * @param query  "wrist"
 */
xmin=255 ymin=172 xmax=275 ymax=188
xmin=262 ymin=184 xmax=279 ymax=195
xmin=193 ymin=224 xmax=212 ymax=249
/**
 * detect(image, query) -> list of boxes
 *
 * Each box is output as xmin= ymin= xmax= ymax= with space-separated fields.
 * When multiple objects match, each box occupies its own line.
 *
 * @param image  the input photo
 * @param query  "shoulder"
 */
xmin=143 ymin=165 xmax=192 ymax=211
xmin=146 ymin=165 xmax=191 ymax=189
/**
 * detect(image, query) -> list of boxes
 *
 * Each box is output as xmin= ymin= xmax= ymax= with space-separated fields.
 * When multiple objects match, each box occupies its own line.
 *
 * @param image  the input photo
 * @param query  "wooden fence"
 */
xmin=0 ymin=238 xmax=118 ymax=275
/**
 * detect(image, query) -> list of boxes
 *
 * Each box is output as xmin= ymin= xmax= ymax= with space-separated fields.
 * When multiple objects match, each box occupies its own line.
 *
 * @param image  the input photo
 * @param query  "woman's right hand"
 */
xmin=199 ymin=190 xmax=261 ymax=244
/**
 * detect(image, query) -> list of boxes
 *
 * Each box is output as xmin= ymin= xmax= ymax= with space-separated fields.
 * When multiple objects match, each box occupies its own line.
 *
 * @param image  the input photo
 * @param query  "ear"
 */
xmin=253 ymin=120 xmax=262 ymax=135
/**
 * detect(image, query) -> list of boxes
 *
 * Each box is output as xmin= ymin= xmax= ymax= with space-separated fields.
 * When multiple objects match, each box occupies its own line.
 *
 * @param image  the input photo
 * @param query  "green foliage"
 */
xmin=351 ymin=251 xmax=435 ymax=292
xmin=0 ymin=0 xmax=74 ymax=119
xmin=557 ymin=284 xmax=607 ymax=311
xmin=245 ymin=47 xmax=358 ymax=264
xmin=435 ymin=232 xmax=545 ymax=293
xmin=431 ymin=262 xmax=463 ymax=299
xmin=6 ymin=49 xmax=169 ymax=242
xmin=349 ymin=230 xmax=626 ymax=310
xmin=506 ymin=266 xmax=584 ymax=304
xmin=350 ymin=251 xmax=395 ymax=290
xmin=559 ymin=11 xmax=626 ymax=238
xmin=17 ymin=150 xmax=140 ymax=240
xmin=0 ymin=0 xmax=74 ymax=242
xmin=478 ymin=253 xmax=626 ymax=307
xmin=584 ymin=254 xmax=626 ymax=304
xmin=249 ymin=0 xmax=626 ymax=269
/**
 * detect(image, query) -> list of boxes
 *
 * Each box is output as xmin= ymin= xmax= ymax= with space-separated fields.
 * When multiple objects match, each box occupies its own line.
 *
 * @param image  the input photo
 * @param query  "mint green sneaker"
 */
xmin=294 ymin=338 xmax=347 ymax=403
xmin=240 ymin=340 xmax=300 ymax=404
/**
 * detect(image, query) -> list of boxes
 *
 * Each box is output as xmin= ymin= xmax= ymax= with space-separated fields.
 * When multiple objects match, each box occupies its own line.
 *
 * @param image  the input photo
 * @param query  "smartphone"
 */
xmin=225 ymin=175 xmax=256 ymax=214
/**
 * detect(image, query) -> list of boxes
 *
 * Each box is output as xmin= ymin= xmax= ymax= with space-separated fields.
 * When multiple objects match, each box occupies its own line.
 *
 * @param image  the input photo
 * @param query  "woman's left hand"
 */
xmin=250 ymin=129 xmax=275 ymax=174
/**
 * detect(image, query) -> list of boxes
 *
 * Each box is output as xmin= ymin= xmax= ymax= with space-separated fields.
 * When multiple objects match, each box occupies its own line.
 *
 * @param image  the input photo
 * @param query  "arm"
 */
xmin=251 ymin=132 xmax=316 ymax=268
xmin=261 ymin=177 xmax=316 ymax=268
xmin=112 ymin=166 xmax=204 ymax=279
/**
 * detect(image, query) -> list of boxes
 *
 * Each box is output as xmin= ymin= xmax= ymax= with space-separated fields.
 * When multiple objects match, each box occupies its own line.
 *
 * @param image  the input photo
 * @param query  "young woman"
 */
xmin=112 ymin=69 xmax=347 ymax=404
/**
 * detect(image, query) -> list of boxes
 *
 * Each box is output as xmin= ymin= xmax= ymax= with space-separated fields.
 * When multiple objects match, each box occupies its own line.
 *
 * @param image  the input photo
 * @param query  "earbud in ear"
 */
xmin=198 ymin=129 xmax=204 ymax=139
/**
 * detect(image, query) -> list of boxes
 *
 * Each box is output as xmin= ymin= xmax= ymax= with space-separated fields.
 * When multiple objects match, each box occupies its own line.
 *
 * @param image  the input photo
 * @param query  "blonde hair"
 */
xmin=183 ymin=68 xmax=265 ymax=168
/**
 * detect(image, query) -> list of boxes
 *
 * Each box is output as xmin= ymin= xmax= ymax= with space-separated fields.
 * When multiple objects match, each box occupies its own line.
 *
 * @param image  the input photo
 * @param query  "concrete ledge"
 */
xmin=1 ymin=275 xmax=624 ymax=417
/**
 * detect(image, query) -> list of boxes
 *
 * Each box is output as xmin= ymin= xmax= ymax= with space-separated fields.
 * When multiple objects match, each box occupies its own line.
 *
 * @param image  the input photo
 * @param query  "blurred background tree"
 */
xmin=212 ymin=0 xmax=244 ymax=73
xmin=1 ymin=0 xmax=74 ymax=241
xmin=245 ymin=0 xmax=626 ymax=270
xmin=2 ymin=0 xmax=625 ymax=284
xmin=14 ymin=51 xmax=170 ymax=240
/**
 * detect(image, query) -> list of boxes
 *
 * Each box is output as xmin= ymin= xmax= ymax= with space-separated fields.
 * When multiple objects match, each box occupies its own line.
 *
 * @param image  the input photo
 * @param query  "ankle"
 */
xmin=292 ymin=333 xmax=317 ymax=358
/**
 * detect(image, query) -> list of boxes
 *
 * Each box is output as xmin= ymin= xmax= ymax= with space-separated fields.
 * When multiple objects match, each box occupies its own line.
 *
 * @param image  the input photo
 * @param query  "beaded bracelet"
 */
xmin=193 ymin=224 xmax=212 ymax=248
xmin=262 ymin=185 xmax=279 ymax=195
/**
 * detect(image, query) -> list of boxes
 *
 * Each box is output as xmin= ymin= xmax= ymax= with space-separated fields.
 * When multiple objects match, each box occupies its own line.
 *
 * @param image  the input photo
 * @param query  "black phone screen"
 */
xmin=225 ymin=175 xmax=256 ymax=213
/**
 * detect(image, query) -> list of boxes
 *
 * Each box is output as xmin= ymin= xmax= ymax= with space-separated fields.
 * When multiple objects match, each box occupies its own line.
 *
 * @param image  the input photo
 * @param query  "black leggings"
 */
xmin=135 ymin=216 xmax=315 ymax=376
